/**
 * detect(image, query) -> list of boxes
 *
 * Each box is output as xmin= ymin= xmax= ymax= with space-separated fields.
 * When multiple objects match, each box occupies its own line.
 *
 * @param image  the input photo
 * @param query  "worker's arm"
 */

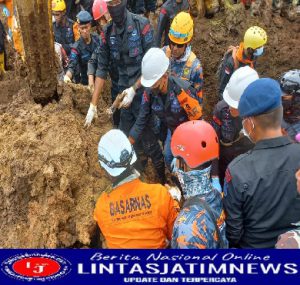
xmin=211 ymin=103 xmax=222 ymax=178
xmin=128 ymin=89 xmax=152 ymax=143
xmin=190 ymin=61 xmax=204 ymax=103
xmin=87 ymin=48 xmax=99 ymax=92
xmin=218 ymin=59 xmax=234 ymax=99
xmin=164 ymin=187 xmax=180 ymax=242
xmin=64 ymin=47 xmax=79 ymax=82
xmin=91 ymin=77 xmax=105 ymax=106
xmin=155 ymin=8 xmax=168 ymax=48
xmin=223 ymin=169 xmax=244 ymax=248
xmin=84 ymin=41 xmax=110 ymax=127
xmin=119 ymin=18 xmax=154 ymax=109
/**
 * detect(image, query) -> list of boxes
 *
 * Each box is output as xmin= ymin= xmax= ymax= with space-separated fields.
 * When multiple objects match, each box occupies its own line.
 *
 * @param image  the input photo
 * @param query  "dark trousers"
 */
xmin=119 ymin=90 xmax=166 ymax=184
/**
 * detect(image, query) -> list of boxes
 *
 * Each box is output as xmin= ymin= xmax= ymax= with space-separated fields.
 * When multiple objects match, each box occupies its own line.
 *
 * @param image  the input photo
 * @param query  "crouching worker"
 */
xmin=94 ymin=129 xmax=179 ymax=249
xmin=170 ymin=120 xmax=228 ymax=249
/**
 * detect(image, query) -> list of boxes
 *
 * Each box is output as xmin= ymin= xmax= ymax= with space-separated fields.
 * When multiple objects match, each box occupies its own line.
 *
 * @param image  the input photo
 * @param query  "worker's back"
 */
xmin=94 ymin=178 xmax=178 ymax=249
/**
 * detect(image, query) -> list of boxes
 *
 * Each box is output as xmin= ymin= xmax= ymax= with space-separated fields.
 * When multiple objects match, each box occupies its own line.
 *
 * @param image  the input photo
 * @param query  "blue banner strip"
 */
xmin=0 ymin=249 xmax=300 ymax=285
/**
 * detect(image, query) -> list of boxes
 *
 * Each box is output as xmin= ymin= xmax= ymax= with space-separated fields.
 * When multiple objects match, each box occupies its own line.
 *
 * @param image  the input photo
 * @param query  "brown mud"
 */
xmin=0 ymin=5 xmax=299 ymax=248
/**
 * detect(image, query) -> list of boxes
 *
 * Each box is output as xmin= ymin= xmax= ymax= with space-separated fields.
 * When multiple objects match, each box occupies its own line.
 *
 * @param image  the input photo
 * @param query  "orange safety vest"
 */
xmin=229 ymin=42 xmax=255 ymax=70
xmin=165 ymin=46 xmax=203 ymax=100
xmin=94 ymin=179 xmax=179 ymax=249
xmin=73 ymin=21 xmax=80 ymax=41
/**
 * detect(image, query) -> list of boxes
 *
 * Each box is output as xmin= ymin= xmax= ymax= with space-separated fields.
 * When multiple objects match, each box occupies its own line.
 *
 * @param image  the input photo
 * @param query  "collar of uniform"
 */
xmin=253 ymin=136 xmax=292 ymax=151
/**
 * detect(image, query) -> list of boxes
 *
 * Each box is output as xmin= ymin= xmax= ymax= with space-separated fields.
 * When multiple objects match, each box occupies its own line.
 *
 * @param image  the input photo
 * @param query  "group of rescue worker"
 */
xmin=57 ymin=0 xmax=300 ymax=249
xmin=1 ymin=0 xmax=300 ymax=249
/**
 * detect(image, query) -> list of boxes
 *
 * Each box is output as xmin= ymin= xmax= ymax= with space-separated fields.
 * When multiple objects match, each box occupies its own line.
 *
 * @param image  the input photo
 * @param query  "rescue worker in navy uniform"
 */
xmin=88 ymin=0 xmax=120 ymax=126
xmin=84 ymin=0 xmax=166 ymax=184
xmin=52 ymin=0 xmax=80 ymax=56
xmin=129 ymin=48 xmax=203 ymax=169
xmin=218 ymin=26 xmax=267 ymax=99
xmin=224 ymin=78 xmax=300 ymax=248
xmin=64 ymin=11 xmax=101 ymax=85
xmin=211 ymin=66 xmax=257 ymax=186
xmin=279 ymin=70 xmax=300 ymax=142
xmin=155 ymin=0 xmax=190 ymax=47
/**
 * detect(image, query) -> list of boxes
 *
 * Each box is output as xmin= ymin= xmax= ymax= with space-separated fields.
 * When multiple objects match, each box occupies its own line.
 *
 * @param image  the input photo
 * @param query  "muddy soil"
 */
xmin=193 ymin=4 xmax=300 ymax=119
xmin=0 ymin=5 xmax=299 ymax=248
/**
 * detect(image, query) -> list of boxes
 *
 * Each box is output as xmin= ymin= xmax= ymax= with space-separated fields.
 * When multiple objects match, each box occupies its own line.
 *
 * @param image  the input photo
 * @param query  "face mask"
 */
xmin=253 ymin=46 xmax=264 ymax=57
xmin=242 ymin=118 xmax=254 ymax=142
xmin=107 ymin=0 xmax=127 ymax=27
xmin=176 ymin=166 xmax=213 ymax=199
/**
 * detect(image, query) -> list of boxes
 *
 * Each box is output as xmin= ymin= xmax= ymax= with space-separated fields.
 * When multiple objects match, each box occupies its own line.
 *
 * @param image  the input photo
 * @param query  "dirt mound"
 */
xmin=193 ymin=4 xmax=300 ymax=119
xmin=0 ymin=83 xmax=112 ymax=248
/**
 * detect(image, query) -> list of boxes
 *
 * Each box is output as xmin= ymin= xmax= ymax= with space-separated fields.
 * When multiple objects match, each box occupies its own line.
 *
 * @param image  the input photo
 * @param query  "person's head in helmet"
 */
xmin=98 ymin=129 xmax=137 ymax=183
xmin=52 ymin=0 xmax=67 ymax=25
xmin=279 ymin=69 xmax=300 ymax=121
xmin=170 ymin=120 xmax=219 ymax=199
xmin=168 ymin=12 xmax=193 ymax=60
xmin=76 ymin=11 xmax=93 ymax=43
xmin=223 ymin=66 xmax=259 ymax=118
xmin=141 ymin=48 xmax=170 ymax=94
xmin=105 ymin=0 xmax=127 ymax=28
xmin=243 ymin=26 xmax=267 ymax=59
xmin=93 ymin=0 xmax=111 ymax=30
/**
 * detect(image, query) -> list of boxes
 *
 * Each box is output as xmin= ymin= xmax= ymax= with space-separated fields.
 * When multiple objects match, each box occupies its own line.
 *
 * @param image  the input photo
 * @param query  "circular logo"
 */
xmin=1 ymin=253 xmax=72 ymax=282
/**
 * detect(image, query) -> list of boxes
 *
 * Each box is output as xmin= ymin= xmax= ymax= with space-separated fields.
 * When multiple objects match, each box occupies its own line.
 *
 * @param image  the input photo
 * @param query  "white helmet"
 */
xmin=98 ymin=129 xmax=137 ymax=177
xmin=141 ymin=47 xmax=170 ymax=88
xmin=223 ymin=66 xmax=259 ymax=109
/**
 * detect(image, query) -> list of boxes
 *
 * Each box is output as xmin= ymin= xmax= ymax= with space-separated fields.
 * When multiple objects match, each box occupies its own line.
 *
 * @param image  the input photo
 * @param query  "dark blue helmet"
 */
xmin=280 ymin=70 xmax=300 ymax=96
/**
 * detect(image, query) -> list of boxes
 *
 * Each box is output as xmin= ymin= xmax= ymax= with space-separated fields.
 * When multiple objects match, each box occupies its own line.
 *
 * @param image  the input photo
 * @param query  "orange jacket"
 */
xmin=94 ymin=179 xmax=179 ymax=249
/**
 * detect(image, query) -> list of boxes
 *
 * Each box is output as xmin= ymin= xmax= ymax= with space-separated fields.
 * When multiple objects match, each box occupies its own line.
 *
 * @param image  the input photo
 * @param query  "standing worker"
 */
xmin=163 ymin=12 xmax=203 ymax=101
xmin=279 ymin=70 xmax=300 ymax=142
xmin=88 ymin=0 xmax=121 ymax=126
xmin=129 ymin=48 xmax=203 ymax=169
xmin=156 ymin=0 xmax=190 ymax=47
xmin=84 ymin=0 xmax=166 ymax=184
xmin=218 ymin=26 xmax=267 ymax=99
xmin=94 ymin=129 xmax=179 ymax=249
xmin=170 ymin=120 xmax=228 ymax=249
xmin=52 ymin=0 xmax=80 ymax=56
xmin=161 ymin=12 xmax=204 ymax=160
xmin=211 ymin=66 xmax=258 ymax=186
xmin=64 ymin=11 xmax=101 ymax=85
xmin=224 ymin=78 xmax=300 ymax=248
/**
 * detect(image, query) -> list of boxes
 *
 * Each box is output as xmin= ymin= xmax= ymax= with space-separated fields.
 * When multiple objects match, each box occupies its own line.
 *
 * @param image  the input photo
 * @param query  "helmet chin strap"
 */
xmin=112 ymin=166 xmax=135 ymax=187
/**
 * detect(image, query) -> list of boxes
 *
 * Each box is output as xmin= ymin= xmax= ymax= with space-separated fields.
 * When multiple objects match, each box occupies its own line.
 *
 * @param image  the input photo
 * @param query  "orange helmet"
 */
xmin=171 ymin=120 xmax=219 ymax=169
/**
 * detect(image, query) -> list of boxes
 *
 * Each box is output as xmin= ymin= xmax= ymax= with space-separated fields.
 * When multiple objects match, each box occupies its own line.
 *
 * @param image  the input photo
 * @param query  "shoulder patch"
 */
xmin=225 ymin=168 xmax=232 ymax=183
xmin=213 ymin=115 xmax=222 ymax=126
xmin=142 ymin=23 xmax=151 ymax=35
xmin=160 ymin=8 xmax=167 ymax=15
